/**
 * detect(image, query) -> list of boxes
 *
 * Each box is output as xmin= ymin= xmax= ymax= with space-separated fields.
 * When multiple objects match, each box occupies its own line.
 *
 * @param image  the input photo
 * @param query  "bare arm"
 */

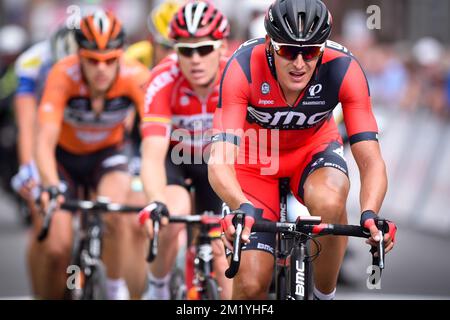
xmin=140 ymin=135 xmax=170 ymax=203
xmin=208 ymin=141 xmax=250 ymax=210
xmin=14 ymin=95 xmax=37 ymax=165
xmin=36 ymin=123 xmax=61 ymax=187
xmin=350 ymin=140 xmax=387 ymax=214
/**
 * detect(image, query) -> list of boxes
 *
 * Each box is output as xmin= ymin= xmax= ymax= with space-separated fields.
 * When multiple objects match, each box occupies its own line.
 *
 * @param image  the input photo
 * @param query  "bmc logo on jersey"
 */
xmin=247 ymin=106 xmax=332 ymax=129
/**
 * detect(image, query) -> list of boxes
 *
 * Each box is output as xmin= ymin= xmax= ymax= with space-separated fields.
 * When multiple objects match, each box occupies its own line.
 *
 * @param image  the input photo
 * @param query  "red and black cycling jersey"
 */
xmin=213 ymin=38 xmax=378 ymax=150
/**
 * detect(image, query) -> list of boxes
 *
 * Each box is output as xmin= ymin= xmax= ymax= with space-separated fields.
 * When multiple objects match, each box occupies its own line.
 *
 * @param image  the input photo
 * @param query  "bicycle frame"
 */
xmin=225 ymin=179 xmax=389 ymax=300
xmin=37 ymin=198 xmax=141 ymax=300
xmin=277 ymin=178 xmax=314 ymax=300
xmin=152 ymin=213 xmax=222 ymax=300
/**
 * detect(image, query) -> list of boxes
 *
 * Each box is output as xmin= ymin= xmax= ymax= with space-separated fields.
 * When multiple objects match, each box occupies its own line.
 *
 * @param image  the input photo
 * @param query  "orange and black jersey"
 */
xmin=213 ymin=38 xmax=378 ymax=150
xmin=38 ymin=55 xmax=150 ymax=155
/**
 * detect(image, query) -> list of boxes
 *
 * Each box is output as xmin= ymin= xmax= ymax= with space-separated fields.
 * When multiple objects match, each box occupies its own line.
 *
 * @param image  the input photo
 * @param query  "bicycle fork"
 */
xmin=277 ymin=178 xmax=313 ymax=300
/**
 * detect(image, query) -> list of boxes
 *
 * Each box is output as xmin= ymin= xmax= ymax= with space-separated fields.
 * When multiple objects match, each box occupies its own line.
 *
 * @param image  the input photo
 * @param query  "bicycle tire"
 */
xmin=203 ymin=277 xmax=220 ymax=300
xmin=82 ymin=262 xmax=108 ymax=300
xmin=170 ymin=267 xmax=187 ymax=300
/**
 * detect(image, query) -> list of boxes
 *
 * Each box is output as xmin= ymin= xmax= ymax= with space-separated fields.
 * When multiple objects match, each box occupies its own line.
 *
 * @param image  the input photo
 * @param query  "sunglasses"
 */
xmin=174 ymin=40 xmax=222 ymax=58
xmin=271 ymin=40 xmax=325 ymax=61
xmin=79 ymin=49 xmax=122 ymax=66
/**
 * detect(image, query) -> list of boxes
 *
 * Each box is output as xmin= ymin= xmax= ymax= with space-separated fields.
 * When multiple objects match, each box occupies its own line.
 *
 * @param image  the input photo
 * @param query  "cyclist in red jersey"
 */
xmin=139 ymin=1 xmax=231 ymax=299
xmin=208 ymin=0 xmax=397 ymax=300
xmin=36 ymin=11 xmax=150 ymax=299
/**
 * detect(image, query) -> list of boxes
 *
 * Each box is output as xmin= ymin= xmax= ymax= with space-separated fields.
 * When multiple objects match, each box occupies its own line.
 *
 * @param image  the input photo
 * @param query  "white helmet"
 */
xmin=51 ymin=26 xmax=78 ymax=61
xmin=0 ymin=25 xmax=28 ymax=55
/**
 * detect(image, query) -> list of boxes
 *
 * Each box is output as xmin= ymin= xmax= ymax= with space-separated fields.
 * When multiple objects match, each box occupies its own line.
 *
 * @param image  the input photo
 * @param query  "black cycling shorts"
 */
xmin=165 ymin=149 xmax=222 ymax=214
xmin=56 ymin=144 xmax=129 ymax=198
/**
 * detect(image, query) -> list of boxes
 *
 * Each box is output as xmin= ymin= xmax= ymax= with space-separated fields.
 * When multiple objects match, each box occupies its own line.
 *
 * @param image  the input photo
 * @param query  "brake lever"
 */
xmin=377 ymin=220 xmax=386 ymax=270
xmin=37 ymin=198 xmax=58 ymax=242
xmin=225 ymin=212 xmax=244 ymax=278
xmin=147 ymin=219 xmax=159 ymax=262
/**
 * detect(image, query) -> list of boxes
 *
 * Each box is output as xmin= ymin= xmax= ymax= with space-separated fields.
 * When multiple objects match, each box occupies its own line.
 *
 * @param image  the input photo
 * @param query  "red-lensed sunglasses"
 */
xmin=271 ymin=39 xmax=325 ymax=61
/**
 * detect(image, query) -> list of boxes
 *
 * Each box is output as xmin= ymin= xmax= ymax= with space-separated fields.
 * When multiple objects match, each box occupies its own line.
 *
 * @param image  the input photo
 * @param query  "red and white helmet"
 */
xmin=169 ymin=1 xmax=230 ymax=40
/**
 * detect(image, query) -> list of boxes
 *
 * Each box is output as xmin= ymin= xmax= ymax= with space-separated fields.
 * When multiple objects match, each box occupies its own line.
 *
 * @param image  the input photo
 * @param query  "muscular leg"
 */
xmin=98 ymin=171 xmax=133 ymax=298
xmin=29 ymin=210 xmax=73 ymax=299
xmin=303 ymin=167 xmax=350 ymax=294
xmin=123 ymin=188 xmax=148 ymax=299
xmin=149 ymin=185 xmax=191 ymax=278
xmin=231 ymin=250 xmax=274 ymax=300
xmin=211 ymin=239 xmax=232 ymax=299
xmin=26 ymin=203 xmax=44 ymax=298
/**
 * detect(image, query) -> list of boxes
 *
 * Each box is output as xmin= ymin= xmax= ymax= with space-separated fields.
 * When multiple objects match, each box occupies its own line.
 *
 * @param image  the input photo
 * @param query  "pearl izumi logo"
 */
xmin=308 ymin=84 xmax=322 ymax=97
xmin=269 ymin=9 xmax=274 ymax=22
xmin=261 ymin=82 xmax=270 ymax=95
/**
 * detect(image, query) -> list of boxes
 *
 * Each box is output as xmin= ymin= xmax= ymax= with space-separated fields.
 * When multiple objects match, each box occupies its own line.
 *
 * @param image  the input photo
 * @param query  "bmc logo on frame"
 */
xmin=366 ymin=265 xmax=382 ymax=290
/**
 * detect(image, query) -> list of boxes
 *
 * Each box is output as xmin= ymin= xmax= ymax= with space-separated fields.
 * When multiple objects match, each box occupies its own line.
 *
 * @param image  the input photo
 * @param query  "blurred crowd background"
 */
xmin=1 ymin=0 xmax=449 ymax=123
xmin=0 ymin=0 xmax=449 ymax=298
xmin=1 ymin=0 xmax=449 ymax=136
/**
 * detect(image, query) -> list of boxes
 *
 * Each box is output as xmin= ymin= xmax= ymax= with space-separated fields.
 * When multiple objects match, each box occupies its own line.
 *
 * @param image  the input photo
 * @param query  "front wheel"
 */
xmin=170 ymin=267 xmax=187 ymax=300
xmin=82 ymin=263 xmax=108 ymax=300
xmin=203 ymin=277 xmax=220 ymax=300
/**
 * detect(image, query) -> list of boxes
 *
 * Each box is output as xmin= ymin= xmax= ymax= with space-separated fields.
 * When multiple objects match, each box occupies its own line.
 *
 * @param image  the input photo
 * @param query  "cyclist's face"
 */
xmin=274 ymin=47 xmax=320 ymax=100
xmin=79 ymin=49 xmax=121 ymax=93
xmin=176 ymin=37 xmax=225 ymax=88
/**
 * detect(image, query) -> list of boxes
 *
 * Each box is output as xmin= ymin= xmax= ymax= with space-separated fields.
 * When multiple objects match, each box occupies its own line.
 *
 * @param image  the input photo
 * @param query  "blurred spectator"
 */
xmin=401 ymin=37 xmax=448 ymax=117
xmin=0 ymin=24 xmax=28 ymax=193
xmin=446 ymin=72 xmax=450 ymax=115
xmin=0 ymin=24 xmax=28 ymax=107
xmin=339 ymin=10 xmax=408 ymax=108
xmin=364 ymin=45 xmax=408 ymax=108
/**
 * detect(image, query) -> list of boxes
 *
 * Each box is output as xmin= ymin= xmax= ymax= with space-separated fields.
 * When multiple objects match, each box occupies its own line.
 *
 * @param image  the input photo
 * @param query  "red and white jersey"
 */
xmin=141 ymin=54 xmax=227 ymax=149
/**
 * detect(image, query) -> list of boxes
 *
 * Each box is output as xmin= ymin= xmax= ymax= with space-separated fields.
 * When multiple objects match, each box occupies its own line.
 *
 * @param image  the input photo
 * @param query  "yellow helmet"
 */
xmin=147 ymin=0 xmax=182 ymax=47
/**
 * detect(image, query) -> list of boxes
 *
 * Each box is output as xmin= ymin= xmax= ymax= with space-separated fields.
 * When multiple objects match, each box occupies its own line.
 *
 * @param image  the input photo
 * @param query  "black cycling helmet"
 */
xmin=264 ymin=0 xmax=332 ymax=44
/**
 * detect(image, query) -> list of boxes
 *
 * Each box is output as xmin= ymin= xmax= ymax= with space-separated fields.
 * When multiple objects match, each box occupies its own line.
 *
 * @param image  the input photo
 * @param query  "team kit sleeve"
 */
xmin=339 ymin=59 xmax=379 ymax=145
xmin=130 ymin=64 xmax=152 ymax=120
xmin=140 ymin=70 xmax=173 ymax=139
xmin=37 ymin=64 xmax=69 ymax=126
xmin=14 ymin=49 xmax=41 ymax=96
xmin=212 ymin=59 xmax=250 ymax=146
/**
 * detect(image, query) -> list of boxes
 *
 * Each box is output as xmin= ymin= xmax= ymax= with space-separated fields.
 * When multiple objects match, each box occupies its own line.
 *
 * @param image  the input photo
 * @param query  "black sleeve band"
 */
xmin=349 ymin=132 xmax=378 ymax=145
xmin=211 ymin=133 xmax=241 ymax=146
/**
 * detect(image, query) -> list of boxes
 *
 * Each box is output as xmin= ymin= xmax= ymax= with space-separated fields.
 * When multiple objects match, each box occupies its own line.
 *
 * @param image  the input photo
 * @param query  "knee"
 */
xmin=305 ymin=187 xmax=348 ymax=222
xmin=43 ymin=241 xmax=71 ymax=269
xmin=97 ymin=172 xmax=131 ymax=203
xmin=104 ymin=214 xmax=128 ymax=236
xmin=165 ymin=185 xmax=191 ymax=215
xmin=234 ymin=277 xmax=268 ymax=299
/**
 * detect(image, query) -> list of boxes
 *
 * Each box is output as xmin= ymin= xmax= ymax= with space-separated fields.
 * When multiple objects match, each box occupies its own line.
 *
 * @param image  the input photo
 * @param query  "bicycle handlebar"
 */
xmin=226 ymin=215 xmax=391 ymax=279
xmin=146 ymin=212 xmax=222 ymax=262
xmin=252 ymin=220 xmax=369 ymax=238
xmin=37 ymin=199 xmax=141 ymax=242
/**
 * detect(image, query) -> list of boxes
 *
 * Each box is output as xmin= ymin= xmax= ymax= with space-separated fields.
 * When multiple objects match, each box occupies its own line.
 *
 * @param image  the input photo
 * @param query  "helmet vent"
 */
xmin=309 ymin=17 xmax=319 ymax=35
xmin=283 ymin=15 xmax=294 ymax=35
xmin=298 ymin=13 xmax=304 ymax=35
